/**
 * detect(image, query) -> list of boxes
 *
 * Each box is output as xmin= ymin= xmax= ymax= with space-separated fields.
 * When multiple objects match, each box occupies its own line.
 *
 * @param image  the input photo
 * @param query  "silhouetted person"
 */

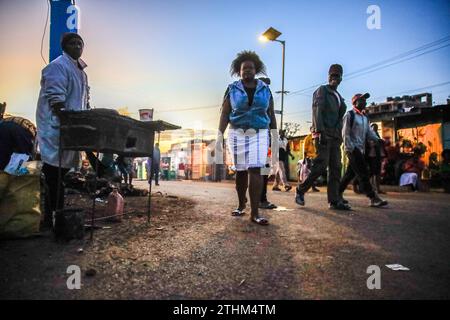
xmin=339 ymin=93 xmax=388 ymax=208
xmin=295 ymin=64 xmax=349 ymax=210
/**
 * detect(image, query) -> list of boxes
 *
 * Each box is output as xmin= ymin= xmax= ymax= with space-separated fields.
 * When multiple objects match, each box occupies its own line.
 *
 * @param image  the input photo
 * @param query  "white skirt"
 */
xmin=227 ymin=128 xmax=269 ymax=171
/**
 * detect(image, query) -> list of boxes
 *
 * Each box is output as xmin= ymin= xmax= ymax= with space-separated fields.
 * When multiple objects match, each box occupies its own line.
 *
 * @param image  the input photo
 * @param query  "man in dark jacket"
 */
xmin=295 ymin=64 xmax=350 ymax=210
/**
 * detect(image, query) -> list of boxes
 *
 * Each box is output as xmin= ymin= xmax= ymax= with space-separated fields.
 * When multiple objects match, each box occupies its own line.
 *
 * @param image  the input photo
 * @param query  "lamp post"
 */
xmin=259 ymin=27 xmax=288 ymax=130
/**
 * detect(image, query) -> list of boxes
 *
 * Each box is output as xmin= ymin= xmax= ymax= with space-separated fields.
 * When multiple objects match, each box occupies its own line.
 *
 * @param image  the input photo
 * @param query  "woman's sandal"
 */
xmin=231 ymin=209 xmax=246 ymax=216
xmin=251 ymin=217 xmax=269 ymax=225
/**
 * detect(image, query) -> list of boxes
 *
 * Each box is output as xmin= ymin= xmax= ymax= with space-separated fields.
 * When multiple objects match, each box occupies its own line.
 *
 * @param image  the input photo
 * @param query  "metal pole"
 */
xmin=147 ymin=176 xmax=152 ymax=224
xmin=56 ymin=126 xmax=63 ymax=233
xmin=91 ymin=150 xmax=99 ymax=240
xmin=280 ymin=40 xmax=286 ymax=131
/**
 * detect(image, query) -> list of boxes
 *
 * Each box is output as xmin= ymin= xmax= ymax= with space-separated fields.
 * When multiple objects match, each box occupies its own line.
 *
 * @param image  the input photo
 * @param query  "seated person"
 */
xmin=399 ymin=148 xmax=425 ymax=191
xmin=79 ymin=159 xmax=93 ymax=176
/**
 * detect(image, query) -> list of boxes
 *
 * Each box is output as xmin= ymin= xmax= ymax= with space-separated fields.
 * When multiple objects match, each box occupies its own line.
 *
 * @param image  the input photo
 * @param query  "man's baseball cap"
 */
xmin=352 ymin=93 xmax=370 ymax=105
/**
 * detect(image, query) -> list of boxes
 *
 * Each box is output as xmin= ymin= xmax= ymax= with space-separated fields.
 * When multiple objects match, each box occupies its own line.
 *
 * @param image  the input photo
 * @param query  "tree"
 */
xmin=283 ymin=122 xmax=301 ymax=138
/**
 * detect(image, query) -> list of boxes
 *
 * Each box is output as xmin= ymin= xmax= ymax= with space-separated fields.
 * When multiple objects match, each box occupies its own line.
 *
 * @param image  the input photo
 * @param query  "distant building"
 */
xmin=366 ymin=93 xmax=450 ymax=165
xmin=166 ymin=136 xmax=233 ymax=181
xmin=284 ymin=93 xmax=450 ymax=182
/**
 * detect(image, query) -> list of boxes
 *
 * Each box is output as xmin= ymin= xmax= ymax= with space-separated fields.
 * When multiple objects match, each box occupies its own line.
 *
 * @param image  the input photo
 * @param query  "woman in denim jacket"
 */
xmin=217 ymin=51 xmax=277 ymax=225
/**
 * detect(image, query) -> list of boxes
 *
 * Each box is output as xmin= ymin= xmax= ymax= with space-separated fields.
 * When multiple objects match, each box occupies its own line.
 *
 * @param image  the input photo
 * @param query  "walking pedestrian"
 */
xmin=301 ymin=126 xmax=320 ymax=192
xmin=367 ymin=123 xmax=386 ymax=194
xmin=295 ymin=64 xmax=348 ymax=210
xmin=272 ymin=129 xmax=294 ymax=192
xmin=217 ymin=51 xmax=277 ymax=225
xmin=151 ymin=143 xmax=161 ymax=185
xmin=339 ymin=93 xmax=388 ymax=208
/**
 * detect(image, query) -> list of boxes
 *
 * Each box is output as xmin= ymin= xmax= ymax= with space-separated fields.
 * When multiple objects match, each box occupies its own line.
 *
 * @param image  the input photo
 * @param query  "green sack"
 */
xmin=0 ymin=172 xmax=41 ymax=239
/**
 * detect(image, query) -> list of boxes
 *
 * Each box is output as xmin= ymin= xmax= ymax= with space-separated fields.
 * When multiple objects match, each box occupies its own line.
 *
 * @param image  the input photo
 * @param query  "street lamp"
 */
xmin=259 ymin=27 xmax=287 ymax=130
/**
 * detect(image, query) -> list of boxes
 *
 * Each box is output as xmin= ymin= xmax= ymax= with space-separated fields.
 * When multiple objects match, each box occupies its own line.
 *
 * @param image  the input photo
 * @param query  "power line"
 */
xmin=156 ymin=37 xmax=450 ymax=115
xmin=290 ymin=35 xmax=450 ymax=95
xmin=288 ymin=43 xmax=450 ymax=99
xmin=345 ymin=43 xmax=450 ymax=81
xmin=130 ymin=37 xmax=450 ymax=117
xmin=286 ymin=84 xmax=319 ymax=98
xmin=345 ymin=35 xmax=450 ymax=78
xmin=40 ymin=0 xmax=50 ymax=65
xmin=161 ymin=83 xmax=288 ymax=113
xmin=286 ymin=35 xmax=450 ymax=98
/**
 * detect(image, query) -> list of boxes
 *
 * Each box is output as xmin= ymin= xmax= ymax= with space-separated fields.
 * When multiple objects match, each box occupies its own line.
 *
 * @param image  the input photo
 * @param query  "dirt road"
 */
xmin=1 ymin=180 xmax=449 ymax=299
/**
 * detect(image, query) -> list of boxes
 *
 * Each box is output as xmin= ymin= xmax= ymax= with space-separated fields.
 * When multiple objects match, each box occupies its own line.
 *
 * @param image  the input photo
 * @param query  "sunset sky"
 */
xmin=1 ymin=0 xmax=449 ymax=135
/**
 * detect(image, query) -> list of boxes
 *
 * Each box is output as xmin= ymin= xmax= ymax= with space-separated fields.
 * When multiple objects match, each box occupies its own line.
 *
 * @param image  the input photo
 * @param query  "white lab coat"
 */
xmin=36 ymin=52 xmax=90 ymax=168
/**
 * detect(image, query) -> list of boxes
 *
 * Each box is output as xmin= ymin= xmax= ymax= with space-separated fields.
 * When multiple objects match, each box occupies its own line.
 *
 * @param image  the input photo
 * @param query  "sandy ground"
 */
xmin=1 ymin=179 xmax=449 ymax=299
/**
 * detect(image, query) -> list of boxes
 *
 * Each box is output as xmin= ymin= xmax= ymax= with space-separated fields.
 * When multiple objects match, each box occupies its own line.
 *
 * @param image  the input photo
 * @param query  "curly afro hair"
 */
xmin=230 ymin=50 xmax=266 ymax=77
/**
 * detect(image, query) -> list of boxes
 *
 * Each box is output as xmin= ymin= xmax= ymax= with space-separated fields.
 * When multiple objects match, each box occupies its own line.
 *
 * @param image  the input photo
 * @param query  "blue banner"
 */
xmin=49 ymin=0 xmax=79 ymax=62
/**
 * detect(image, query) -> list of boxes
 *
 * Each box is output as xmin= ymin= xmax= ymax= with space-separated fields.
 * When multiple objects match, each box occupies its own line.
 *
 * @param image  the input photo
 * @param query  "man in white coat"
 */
xmin=36 ymin=32 xmax=90 ymax=227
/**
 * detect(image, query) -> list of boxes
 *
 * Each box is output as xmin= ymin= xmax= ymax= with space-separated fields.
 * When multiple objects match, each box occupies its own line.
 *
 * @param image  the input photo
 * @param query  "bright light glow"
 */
xmin=259 ymin=35 xmax=269 ymax=42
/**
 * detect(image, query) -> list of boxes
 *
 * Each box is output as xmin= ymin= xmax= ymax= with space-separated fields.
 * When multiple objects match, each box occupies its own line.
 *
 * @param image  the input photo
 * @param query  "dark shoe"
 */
xmin=295 ymin=190 xmax=305 ymax=206
xmin=329 ymin=202 xmax=351 ymax=211
xmin=266 ymin=203 xmax=277 ymax=209
xmin=259 ymin=201 xmax=277 ymax=209
xmin=284 ymin=185 xmax=292 ymax=192
xmin=338 ymin=193 xmax=349 ymax=204
xmin=311 ymin=186 xmax=320 ymax=192
xmin=370 ymin=196 xmax=388 ymax=207
xmin=272 ymin=186 xmax=281 ymax=191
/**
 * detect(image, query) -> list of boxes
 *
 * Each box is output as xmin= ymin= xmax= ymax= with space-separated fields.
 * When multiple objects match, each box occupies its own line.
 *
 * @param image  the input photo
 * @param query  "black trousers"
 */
xmin=305 ymin=158 xmax=321 ymax=188
xmin=261 ymin=175 xmax=268 ymax=203
xmin=150 ymin=165 xmax=160 ymax=185
xmin=339 ymin=148 xmax=375 ymax=199
xmin=297 ymin=137 xmax=342 ymax=203
xmin=42 ymin=163 xmax=69 ymax=220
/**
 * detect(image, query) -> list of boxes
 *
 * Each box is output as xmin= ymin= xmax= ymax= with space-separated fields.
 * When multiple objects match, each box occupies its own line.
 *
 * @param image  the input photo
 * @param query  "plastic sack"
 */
xmin=298 ymin=158 xmax=310 ymax=183
xmin=0 ymin=171 xmax=41 ymax=238
xmin=4 ymin=153 xmax=29 ymax=175
xmin=106 ymin=189 xmax=124 ymax=222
